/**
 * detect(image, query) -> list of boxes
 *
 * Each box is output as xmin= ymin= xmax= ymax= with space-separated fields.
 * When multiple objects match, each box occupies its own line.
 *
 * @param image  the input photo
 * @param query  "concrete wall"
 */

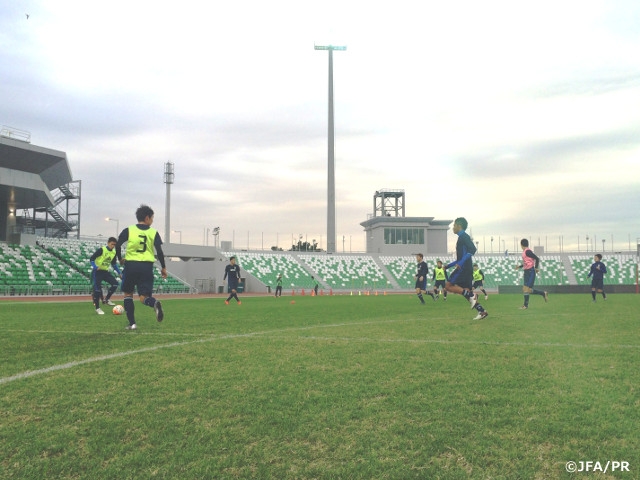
xmin=164 ymin=255 xmax=268 ymax=294
xmin=498 ymin=285 xmax=637 ymax=294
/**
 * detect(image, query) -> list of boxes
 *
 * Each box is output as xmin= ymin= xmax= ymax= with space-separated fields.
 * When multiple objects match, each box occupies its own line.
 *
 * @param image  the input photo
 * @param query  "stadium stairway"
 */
xmin=290 ymin=252 xmax=331 ymax=291
xmin=371 ymin=255 xmax=400 ymax=290
xmin=562 ymin=256 xmax=577 ymax=284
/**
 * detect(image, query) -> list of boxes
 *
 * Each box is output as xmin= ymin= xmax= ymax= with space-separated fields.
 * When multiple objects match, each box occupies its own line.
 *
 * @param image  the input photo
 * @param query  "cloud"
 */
xmin=2 ymin=1 xmax=639 ymax=252
xmin=444 ymin=118 xmax=639 ymax=189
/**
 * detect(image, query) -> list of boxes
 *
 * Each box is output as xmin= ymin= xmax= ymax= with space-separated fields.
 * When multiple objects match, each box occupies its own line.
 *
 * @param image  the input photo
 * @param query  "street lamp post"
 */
xmin=172 ymin=230 xmax=182 ymax=244
xmin=212 ymin=227 xmax=220 ymax=248
xmin=105 ymin=217 xmax=119 ymax=236
xmin=315 ymin=43 xmax=346 ymax=254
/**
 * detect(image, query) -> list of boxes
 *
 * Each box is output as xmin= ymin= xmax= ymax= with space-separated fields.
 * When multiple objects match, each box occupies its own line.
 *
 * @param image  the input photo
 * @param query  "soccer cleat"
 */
xmin=225 ymin=300 xmax=230 ymax=305
xmin=435 ymin=294 xmax=440 ymax=300
xmin=543 ymin=291 xmax=549 ymax=303
xmin=519 ymin=305 xmax=528 ymax=310
xmin=106 ymin=300 xmax=116 ymax=306
xmin=154 ymin=301 xmax=164 ymax=322
xmin=96 ymin=308 xmax=105 ymax=315
xmin=484 ymin=295 xmax=488 ymax=300
xmin=469 ymin=293 xmax=478 ymax=309
xmin=126 ymin=324 xmax=137 ymax=330
xmin=237 ymin=301 xmax=242 ymax=305
xmin=473 ymin=311 xmax=488 ymax=320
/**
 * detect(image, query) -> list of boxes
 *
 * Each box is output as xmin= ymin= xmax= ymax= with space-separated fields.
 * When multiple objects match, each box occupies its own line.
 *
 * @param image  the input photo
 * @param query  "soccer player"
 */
xmin=116 ymin=204 xmax=167 ymax=330
xmin=444 ymin=217 xmax=488 ymax=320
xmin=472 ymin=264 xmax=488 ymax=300
xmin=514 ymin=238 xmax=548 ymax=309
xmin=274 ymin=274 xmax=283 ymax=297
xmin=414 ymin=253 xmax=436 ymax=304
xmin=224 ymin=256 xmax=241 ymax=305
xmin=432 ymin=259 xmax=448 ymax=300
xmin=587 ymin=253 xmax=608 ymax=302
xmin=90 ymin=237 xmax=122 ymax=315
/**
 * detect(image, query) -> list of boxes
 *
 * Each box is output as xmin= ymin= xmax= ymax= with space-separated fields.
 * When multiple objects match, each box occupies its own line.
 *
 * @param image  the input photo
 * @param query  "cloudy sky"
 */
xmin=2 ymin=0 xmax=639 ymax=253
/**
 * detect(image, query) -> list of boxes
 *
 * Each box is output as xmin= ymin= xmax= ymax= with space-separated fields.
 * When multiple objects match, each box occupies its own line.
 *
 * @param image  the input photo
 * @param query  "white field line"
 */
xmin=2 ymin=317 xmax=638 ymax=385
xmin=259 ymin=335 xmax=640 ymax=350
xmin=0 ymin=332 xmax=260 ymax=385
xmin=0 ymin=321 xmax=376 ymax=385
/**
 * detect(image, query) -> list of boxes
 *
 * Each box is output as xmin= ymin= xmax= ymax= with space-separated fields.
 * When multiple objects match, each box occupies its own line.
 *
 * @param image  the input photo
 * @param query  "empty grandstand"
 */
xmin=1 ymin=129 xmax=638 ymax=297
xmin=1 ymin=236 xmax=638 ymax=297
xmin=0 ymin=237 xmax=192 ymax=296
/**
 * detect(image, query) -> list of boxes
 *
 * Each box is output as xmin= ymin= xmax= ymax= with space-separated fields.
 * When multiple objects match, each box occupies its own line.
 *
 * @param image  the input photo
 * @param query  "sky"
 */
xmin=2 ymin=0 xmax=639 ymax=254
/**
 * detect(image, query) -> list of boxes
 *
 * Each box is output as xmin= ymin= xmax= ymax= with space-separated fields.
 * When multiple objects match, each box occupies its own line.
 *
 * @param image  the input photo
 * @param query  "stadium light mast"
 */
xmin=164 ymin=162 xmax=174 ymax=244
xmin=315 ymin=43 xmax=346 ymax=254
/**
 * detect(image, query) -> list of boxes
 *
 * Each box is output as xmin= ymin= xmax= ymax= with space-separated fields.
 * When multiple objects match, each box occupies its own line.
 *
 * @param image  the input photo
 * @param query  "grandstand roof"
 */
xmin=0 ymin=136 xmax=73 ymax=208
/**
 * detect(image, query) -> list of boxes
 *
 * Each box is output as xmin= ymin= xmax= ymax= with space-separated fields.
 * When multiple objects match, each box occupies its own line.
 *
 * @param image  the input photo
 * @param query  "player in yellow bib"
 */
xmin=115 ymin=204 xmax=167 ymax=330
xmin=471 ymin=264 xmax=488 ymax=300
xmin=432 ymin=259 xmax=448 ymax=300
xmin=89 ymin=237 xmax=122 ymax=314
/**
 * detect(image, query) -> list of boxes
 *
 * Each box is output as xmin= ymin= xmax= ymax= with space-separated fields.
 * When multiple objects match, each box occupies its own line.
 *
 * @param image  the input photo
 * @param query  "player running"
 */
xmin=414 ymin=253 xmax=436 ymax=304
xmin=116 ymin=204 xmax=167 ymax=330
xmin=444 ymin=217 xmax=488 ymax=320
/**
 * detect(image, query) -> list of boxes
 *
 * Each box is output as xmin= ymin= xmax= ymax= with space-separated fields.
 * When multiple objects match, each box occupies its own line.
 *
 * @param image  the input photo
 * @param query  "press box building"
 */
xmin=360 ymin=189 xmax=451 ymax=256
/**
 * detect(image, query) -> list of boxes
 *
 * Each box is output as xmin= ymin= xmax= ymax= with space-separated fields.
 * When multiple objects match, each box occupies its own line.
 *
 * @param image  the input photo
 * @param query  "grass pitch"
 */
xmin=1 ymin=293 xmax=639 ymax=479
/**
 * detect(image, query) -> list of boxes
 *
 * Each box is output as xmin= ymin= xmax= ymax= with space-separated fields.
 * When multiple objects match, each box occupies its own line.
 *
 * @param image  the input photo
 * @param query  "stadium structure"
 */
xmin=1 ymin=129 xmax=638 ymax=297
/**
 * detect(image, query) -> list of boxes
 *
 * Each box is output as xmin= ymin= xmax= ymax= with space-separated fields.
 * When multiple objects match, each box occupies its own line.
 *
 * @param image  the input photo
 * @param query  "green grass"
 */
xmin=1 ymin=293 xmax=639 ymax=479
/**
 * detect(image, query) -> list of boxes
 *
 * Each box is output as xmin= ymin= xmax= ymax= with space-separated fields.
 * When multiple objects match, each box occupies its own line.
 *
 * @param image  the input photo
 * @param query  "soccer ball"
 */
xmin=112 ymin=305 xmax=125 ymax=315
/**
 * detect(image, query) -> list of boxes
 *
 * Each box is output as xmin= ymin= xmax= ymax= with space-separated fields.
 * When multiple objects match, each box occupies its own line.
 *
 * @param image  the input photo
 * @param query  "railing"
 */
xmin=0 ymin=125 xmax=31 ymax=143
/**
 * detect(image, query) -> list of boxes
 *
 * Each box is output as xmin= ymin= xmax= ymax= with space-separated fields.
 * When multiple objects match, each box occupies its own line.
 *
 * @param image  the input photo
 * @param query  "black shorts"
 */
xmin=472 ymin=281 xmax=484 ymax=289
xmin=92 ymin=270 xmax=118 ymax=293
xmin=523 ymin=269 xmax=536 ymax=289
xmin=434 ymin=280 xmax=446 ymax=289
xmin=121 ymin=261 xmax=155 ymax=296
xmin=591 ymin=277 xmax=604 ymax=290
xmin=415 ymin=278 xmax=427 ymax=290
xmin=448 ymin=267 xmax=472 ymax=290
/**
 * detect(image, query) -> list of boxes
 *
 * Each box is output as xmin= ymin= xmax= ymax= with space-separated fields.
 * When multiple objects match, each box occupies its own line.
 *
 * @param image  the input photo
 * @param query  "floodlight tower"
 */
xmin=164 ymin=162 xmax=174 ymax=243
xmin=315 ymin=43 xmax=346 ymax=254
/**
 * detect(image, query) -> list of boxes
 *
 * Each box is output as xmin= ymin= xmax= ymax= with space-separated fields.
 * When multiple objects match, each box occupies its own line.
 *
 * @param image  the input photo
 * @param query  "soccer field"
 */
xmin=1 ymin=293 xmax=639 ymax=479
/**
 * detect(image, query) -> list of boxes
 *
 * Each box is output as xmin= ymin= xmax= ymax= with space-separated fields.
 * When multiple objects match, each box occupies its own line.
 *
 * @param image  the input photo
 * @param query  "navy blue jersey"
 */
xmin=224 ymin=264 xmax=241 ymax=285
xmin=416 ymin=261 xmax=429 ymax=278
xmin=588 ymin=261 xmax=607 ymax=281
xmin=447 ymin=230 xmax=476 ymax=271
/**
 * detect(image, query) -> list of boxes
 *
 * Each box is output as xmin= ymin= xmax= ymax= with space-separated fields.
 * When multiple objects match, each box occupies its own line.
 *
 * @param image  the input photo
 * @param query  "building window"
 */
xmin=384 ymin=228 xmax=424 ymax=245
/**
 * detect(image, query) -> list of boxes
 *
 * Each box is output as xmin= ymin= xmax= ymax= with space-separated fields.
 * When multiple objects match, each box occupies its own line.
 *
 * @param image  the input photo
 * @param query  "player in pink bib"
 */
xmin=514 ymin=238 xmax=548 ymax=309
